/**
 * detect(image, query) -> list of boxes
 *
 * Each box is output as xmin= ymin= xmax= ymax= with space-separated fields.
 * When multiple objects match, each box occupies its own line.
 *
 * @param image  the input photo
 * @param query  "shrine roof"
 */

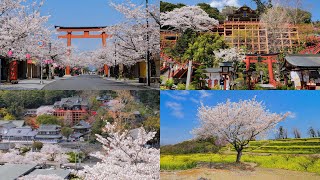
xmin=285 ymin=55 xmax=320 ymax=68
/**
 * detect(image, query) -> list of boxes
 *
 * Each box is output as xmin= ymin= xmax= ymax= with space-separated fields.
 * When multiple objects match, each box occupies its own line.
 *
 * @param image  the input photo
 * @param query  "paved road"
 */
xmin=42 ymin=75 xmax=148 ymax=90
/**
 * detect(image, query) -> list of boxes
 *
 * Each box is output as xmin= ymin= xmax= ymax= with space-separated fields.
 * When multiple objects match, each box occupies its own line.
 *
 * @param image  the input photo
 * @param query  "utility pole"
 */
xmin=114 ymin=39 xmax=117 ymax=80
xmin=48 ymin=42 xmax=52 ymax=80
xmin=146 ymin=0 xmax=151 ymax=86
xmin=0 ymin=57 xmax=2 ymax=86
xmin=40 ymin=60 xmax=43 ymax=84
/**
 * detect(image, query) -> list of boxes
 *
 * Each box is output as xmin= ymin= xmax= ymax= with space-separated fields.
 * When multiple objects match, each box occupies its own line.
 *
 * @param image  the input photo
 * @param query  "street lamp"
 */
xmin=219 ymin=62 xmax=232 ymax=90
xmin=260 ymin=70 xmax=264 ymax=83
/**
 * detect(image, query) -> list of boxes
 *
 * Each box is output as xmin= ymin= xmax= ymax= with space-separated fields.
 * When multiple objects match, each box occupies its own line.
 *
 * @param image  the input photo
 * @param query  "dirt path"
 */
xmin=161 ymin=168 xmax=320 ymax=180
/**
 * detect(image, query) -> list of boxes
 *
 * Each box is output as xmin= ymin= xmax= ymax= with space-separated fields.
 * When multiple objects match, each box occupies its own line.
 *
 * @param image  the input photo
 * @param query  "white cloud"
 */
xmin=176 ymin=91 xmax=190 ymax=96
xmin=210 ymin=0 xmax=240 ymax=10
xmin=288 ymin=112 xmax=296 ymax=119
xmin=199 ymin=91 xmax=211 ymax=99
xmin=162 ymin=91 xmax=187 ymax=101
xmin=190 ymin=97 xmax=200 ymax=104
xmin=166 ymin=101 xmax=184 ymax=118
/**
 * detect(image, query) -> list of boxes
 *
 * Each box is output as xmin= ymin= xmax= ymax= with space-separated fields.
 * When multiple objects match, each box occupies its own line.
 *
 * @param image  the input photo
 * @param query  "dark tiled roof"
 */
xmin=38 ymin=125 xmax=61 ymax=131
xmin=286 ymin=55 xmax=320 ymax=68
xmin=73 ymin=120 xmax=91 ymax=129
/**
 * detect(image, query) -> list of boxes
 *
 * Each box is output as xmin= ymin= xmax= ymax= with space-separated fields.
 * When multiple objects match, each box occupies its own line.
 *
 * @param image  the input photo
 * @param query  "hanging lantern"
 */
xmin=26 ymin=54 xmax=31 ymax=59
xmin=7 ymin=49 xmax=13 ymax=57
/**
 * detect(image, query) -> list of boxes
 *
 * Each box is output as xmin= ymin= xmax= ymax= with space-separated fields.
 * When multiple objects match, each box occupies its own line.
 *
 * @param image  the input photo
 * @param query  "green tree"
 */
xmin=36 ymin=115 xmax=59 ymax=125
xmin=169 ymin=28 xmax=197 ymax=62
xmin=90 ymin=119 xmax=106 ymax=142
xmin=144 ymin=116 xmax=160 ymax=145
xmin=32 ymin=141 xmax=43 ymax=151
xmin=4 ymin=113 xmax=15 ymax=120
xmin=191 ymin=65 xmax=209 ymax=90
xmin=252 ymin=0 xmax=273 ymax=15
xmin=197 ymin=3 xmax=224 ymax=21
xmin=184 ymin=33 xmax=226 ymax=67
xmin=160 ymin=1 xmax=185 ymax=12
xmin=61 ymin=127 xmax=74 ymax=140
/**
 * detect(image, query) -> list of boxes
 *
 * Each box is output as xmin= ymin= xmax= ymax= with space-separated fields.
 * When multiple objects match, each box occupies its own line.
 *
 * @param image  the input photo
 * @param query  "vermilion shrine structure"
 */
xmin=244 ymin=54 xmax=278 ymax=86
xmin=55 ymin=26 xmax=111 ymax=75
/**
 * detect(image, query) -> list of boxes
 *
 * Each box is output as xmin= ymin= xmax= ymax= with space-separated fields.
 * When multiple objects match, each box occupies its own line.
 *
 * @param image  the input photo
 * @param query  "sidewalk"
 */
xmin=103 ymin=77 xmax=159 ymax=90
xmin=0 ymin=78 xmax=57 ymax=90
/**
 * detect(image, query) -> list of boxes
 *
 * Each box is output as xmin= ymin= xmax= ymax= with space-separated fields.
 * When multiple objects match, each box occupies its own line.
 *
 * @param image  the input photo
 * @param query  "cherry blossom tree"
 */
xmin=0 ymin=0 xmax=51 ymax=60
xmin=103 ymin=0 xmax=160 ymax=71
xmin=0 ymin=144 xmax=68 ymax=164
xmin=213 ymin=48 xmax=246 ymax=64
xmin=36 ymin=106 xmax=54 ymax=116
xmin=160 ymin=6 xmax=219 ymax=32
xmin=40 ymin=144 xmax=68 ymax=163
xmin=77 ymin=123 xmax=160 ymax=180
xmin=193 ymin=98 xmax=290 ymax=162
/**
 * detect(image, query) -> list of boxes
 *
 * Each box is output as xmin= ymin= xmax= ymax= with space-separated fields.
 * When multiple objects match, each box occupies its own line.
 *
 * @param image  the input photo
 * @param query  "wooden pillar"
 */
xmin=267 ymin=56 xmax=275 ymax=85
xmin=65 ymin=32 xmax=72 ymax=76
xmin=245 ymin=56 xmax=250 ymax=71
xmin=104 ymin=64 xmax=108 ymax=76
xmin=102 ymin=32 xmax=108 ymax=76
xmin=102 ymin=32 xmax=107 ymax=47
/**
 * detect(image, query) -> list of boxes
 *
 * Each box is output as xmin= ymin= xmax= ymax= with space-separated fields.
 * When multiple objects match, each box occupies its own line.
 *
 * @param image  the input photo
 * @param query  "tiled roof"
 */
xmin=38 ymin=125 xmax=61 ymax=131
xmin=0 ymin=120 xmax=25 ymax=127
xmin=286 ymin=55 xmax=320 ymax=68
xmin=73 ymin=120 xmax=91 ymax=129
xmin=26 ymin=168 xmax=71 ymax=179
xmin=5 ymin=127 xmax=37 ymax=137
xmin=0 ymin=164 xmax=37 ymax=180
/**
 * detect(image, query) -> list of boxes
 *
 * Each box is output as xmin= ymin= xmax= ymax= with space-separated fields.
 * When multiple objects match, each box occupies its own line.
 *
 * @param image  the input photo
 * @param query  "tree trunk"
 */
xmin=236 ymin=150 xmax=242 ymax=163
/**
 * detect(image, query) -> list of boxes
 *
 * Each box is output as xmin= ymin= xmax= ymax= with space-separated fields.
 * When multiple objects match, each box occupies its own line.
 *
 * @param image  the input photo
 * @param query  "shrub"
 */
xmin=165 ymin=79 xmax=174 ymax=89
xmin=187 ymin=84 xmax=196 ymax=90
xmin=176 ymin=83 xmax=186 ymax=90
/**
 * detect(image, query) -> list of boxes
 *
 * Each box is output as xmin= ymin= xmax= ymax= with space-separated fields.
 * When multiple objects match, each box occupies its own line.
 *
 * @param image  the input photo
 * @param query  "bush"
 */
xmin=161 ymin=138 xmax=221 ymax=154
xmin=254 ymin=85 xmax=265 ymax=90
xmin=176 ymin=83 xmax=186 ymax=90
xmin=160 ymin=76 xmax=165 ymax=84
xmin=187 ymin=84 xmax=196 ymax=90
xmin=165 ymin=79 xmax=174 ymax=89
xmin=211 ymin=85 xmax=220 ymax=90
xmin=32 ymin=141 xmax=43 ymax=151
xmin=67 ymin=152 xmax=85 ymax=163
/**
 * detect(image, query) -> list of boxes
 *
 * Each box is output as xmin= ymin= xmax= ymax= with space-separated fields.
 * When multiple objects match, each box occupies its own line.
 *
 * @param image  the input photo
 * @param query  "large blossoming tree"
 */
xmin=77 ymin=123 xmax=160 ymax=180
xmin=193 ymin=98 xmax=290 ymax=162
xmin=160 ymin=6 xmax=219 ymax=32
xmin=0 ymin=144 xmax=68 ymax=164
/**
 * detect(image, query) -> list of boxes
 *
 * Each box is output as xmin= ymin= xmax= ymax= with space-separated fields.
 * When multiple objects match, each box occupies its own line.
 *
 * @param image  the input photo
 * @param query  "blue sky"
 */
xmin=161 ymin=91 xmax=320 ymax=145
xmin=164 ymin=0 xmax=320 ymax=21
xmin=38 ymin=0 xmax=154 ymax=51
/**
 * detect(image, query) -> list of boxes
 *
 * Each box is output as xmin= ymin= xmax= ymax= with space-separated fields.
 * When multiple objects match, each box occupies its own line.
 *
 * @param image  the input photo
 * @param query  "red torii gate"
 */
xmin=244 ymin=53 xmax=279 ymax=86
xmin=55 ymin=26 xmax=110 ymax=76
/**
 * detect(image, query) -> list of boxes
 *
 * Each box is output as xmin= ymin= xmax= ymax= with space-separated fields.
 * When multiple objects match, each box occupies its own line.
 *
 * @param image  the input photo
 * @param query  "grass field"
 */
xmin=160 ymin=138 xmax=320 ymax=174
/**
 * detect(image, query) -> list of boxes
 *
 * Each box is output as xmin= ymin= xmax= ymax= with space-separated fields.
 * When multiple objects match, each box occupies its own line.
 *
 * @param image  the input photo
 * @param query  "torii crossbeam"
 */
xmin=55 ymin=26 xmax=111 ymax=76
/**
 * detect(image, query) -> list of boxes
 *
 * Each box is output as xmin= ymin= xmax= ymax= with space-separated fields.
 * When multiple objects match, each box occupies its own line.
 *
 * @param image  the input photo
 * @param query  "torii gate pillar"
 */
xmin=66 ymin=32 xmax=72 ymax=76
xmin=55 ymin=26 xmax=111 ymax=77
